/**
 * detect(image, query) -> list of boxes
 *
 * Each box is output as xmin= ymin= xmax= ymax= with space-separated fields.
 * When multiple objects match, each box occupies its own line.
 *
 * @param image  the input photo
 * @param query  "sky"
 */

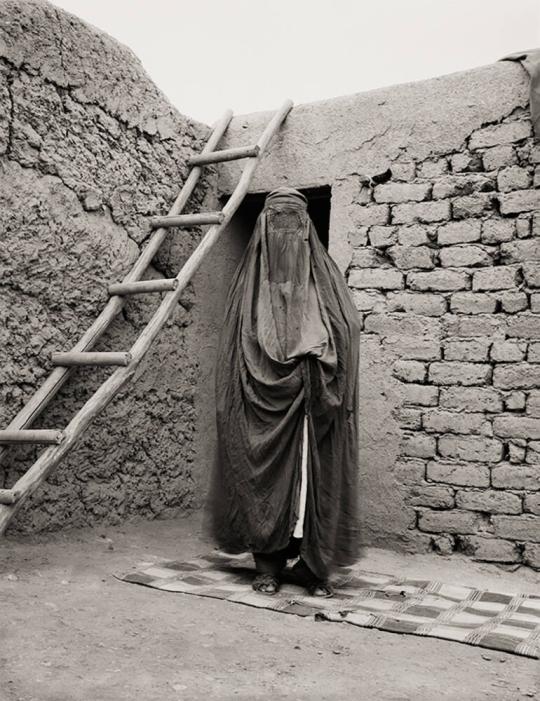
xmin=52 ymin=0 xmax=540 ymax=125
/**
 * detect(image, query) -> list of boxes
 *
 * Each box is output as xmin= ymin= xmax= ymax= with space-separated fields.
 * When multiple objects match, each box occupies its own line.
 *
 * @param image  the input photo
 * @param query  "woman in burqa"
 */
xmin=207 ymin=187 xmax=360 ymax=597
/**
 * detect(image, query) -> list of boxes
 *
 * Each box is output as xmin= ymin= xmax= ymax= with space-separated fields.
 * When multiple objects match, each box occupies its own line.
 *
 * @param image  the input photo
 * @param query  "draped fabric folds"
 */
xmin=207 ymin=188 xmax=361 ymax=580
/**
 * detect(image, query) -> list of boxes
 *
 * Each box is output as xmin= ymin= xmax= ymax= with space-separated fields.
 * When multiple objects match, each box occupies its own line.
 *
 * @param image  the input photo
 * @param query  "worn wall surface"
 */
xmin=0 ymin=0 xmax=213 ymax=531
xmin=1 ymin=1 xmax=538 ymax=571
xmin=215 ymin=61 xmax=540 ymax=569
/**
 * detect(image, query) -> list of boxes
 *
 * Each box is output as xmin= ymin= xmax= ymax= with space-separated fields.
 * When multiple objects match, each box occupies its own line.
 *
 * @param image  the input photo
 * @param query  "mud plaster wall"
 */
xmin=1 ymin=1 xmax=539 ymax=571
xmin=210 ymin=61 xmax=540 ymax=570
xmin=0 ymin=0 xmax=215 ymax=532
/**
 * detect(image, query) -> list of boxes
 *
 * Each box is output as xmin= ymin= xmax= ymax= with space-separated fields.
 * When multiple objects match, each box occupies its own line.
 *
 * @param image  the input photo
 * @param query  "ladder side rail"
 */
xmin=0 ymin=110 xmax=233 ymax=468
xmin=0 ymin=100 xmax=293 ymax=533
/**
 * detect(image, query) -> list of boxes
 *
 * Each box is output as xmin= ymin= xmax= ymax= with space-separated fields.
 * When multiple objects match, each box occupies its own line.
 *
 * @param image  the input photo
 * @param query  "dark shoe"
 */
xmin=290 ymin=559 xmax=334 ymax=598
xmin=252 ymin=573 xmax=281 ymax=595
xmin=306 ymin=581 xmax=334 ymax=598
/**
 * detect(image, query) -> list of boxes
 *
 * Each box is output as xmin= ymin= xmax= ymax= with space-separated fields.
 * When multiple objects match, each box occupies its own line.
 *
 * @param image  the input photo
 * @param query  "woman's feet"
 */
xmin=252 ymin=573 xmax=281 ymax=595
xmin=306 ymin=580 xmax=334 ymax=598
xmin=252 ymin=550 xmax=288 ymax=595
xmin=290 ymin=558 xmax=334 ymax=598
xmin=252 ymin=543 xmax=334 ymax=598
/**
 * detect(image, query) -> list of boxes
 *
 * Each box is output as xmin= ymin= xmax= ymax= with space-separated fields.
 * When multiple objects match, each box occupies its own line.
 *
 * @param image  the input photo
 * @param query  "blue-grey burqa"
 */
xmin=208 ymin=188 xmax=361 ymax=580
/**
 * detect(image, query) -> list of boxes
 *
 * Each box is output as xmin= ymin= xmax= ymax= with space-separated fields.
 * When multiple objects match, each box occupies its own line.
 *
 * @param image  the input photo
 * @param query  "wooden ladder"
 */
xmin=0 ymin=99 xmax=293 ymax=534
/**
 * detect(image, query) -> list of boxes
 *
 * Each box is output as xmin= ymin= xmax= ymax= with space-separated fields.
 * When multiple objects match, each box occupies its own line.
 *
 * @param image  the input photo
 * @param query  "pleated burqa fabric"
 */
xmin=207 ymin=188 xmax=361 ymax=580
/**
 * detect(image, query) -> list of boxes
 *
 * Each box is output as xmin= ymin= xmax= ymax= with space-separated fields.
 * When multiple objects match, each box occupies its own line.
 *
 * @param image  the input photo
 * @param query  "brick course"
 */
xmin=458 ymin=536 xmax=521 ymax=563
xmin=468 ymin=121 xmax=531 ymax=149
xmin=428 ymin=362 xmax=491 ymax=386
xmin=439 ymin=245 xmax=492 ymax=268
xmin=393 ymin=201 xmax=451 ymax=224
xmin=408 ymin=270 xmax=470 ymax=291
xmin=374 ymin=183 xmax=431 ymax=203
xmin=418 ymin=509 xmax=484 ymax=535
xmin=481 ymin=219 xmax=515 ymax=244
xmin=499 ymin=189 xmax=540 ymax=215
xmin=491 ymin=516 xmax=540 ymax=542
xmin=439 ymin=387 xmax=502 ymax=412
xmin=491 ymin=464 xmax=539 ymax=490
xmin=426 ymin=460 xmax=490 ymax=487
xmin=472 ymin=266 xmax=519 ymax=291
xmin=437 ymin=220 xmax=481 ymax=245
xmin=349 ymin=268 xmax=403 ymax=290
xmin=455 ymin=490 xmax=522 ymax=514
xmin=449 ymin=292 xmax=497 ymax=314
xmin=438 ymin=435 xmax=503 ymax=462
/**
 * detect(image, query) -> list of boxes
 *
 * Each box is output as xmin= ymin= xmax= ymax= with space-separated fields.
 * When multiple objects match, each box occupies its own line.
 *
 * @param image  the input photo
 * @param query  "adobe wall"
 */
xmin=1 ymin=1 xmax=538 ymax=573
xmin=0 ymin=0 xmax=213 ymax=532
xmin=213 ymin=60 xmax=540 ymax=569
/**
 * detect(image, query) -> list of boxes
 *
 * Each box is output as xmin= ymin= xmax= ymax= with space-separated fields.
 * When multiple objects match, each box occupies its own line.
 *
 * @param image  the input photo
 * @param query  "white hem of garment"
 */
xmin=292 ymin=413 xmax=308 ymax=539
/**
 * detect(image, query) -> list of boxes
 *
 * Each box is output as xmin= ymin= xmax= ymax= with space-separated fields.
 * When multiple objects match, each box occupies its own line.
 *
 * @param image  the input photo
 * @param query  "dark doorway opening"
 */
xmin=220 ymin=185 xmax=331 ymax=249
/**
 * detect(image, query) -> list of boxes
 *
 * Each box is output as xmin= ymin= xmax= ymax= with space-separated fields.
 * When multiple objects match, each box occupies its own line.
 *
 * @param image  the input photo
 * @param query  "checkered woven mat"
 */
xmin=119 ymin=552 xmax=540 ymax=659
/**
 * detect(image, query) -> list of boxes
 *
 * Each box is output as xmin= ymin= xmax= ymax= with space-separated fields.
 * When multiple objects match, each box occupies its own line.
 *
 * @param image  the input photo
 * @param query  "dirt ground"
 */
xmin=1 ymin=513 xmax=539 ymax=701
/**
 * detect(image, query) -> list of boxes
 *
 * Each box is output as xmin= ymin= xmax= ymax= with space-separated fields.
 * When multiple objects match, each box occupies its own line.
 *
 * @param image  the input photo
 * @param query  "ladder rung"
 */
xmin=150 ymin=212 xmax=224 ymax=229
xmin=51 ymin=352 xmax=132 ymax=367
xmin=0 ymin=489 xmax=21 ymax=505
xmin=188 ymin=145 xmax=260 ymax=167
xmin=109 ymin=279 xmax=178 ymax=296
xmin=0 ymin=430 xmax=64 ymax=445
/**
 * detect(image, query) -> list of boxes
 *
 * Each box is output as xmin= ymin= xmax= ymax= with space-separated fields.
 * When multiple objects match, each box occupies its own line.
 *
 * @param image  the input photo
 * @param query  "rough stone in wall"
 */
xmin=218 ymin=59 xmax=540 ymax=571
xmin=0 ymin=0 xmax=212 ymax=531
xmin=347 ymin=109 xmax=540 ymax=570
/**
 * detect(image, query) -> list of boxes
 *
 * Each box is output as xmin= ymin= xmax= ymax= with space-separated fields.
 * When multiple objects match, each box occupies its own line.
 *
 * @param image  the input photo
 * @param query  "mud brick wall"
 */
xmin=218 ymin=60 xmax=539 ymax=570
xmin=3 ymin=0 xmax=537 ymax=569
xmin=348 ymin=115 xmax=540 ymax=570
xmin=0 ymin=0 xmax=212 ymax=532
